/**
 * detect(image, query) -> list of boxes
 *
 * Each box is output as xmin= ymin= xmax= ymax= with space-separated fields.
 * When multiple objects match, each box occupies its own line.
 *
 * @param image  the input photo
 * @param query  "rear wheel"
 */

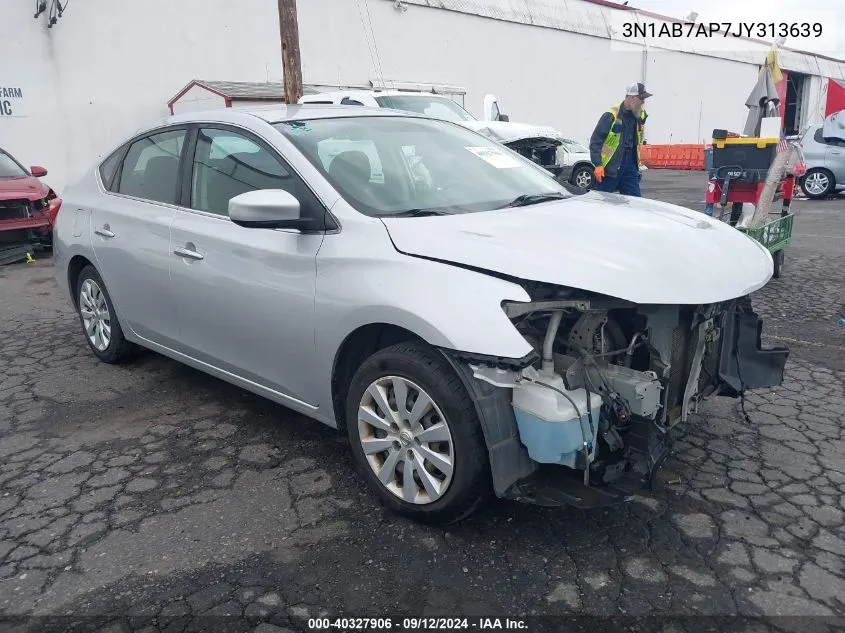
xmin=76 ymin=265 xmax=136 ymax=364
xmin=345 ymin=342 xmax=490 ymax=525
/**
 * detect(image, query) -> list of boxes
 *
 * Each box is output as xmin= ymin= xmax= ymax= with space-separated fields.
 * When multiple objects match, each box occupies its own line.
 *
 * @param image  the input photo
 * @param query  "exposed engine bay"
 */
xmin=450 ymin=282 xmax=789 ymax=508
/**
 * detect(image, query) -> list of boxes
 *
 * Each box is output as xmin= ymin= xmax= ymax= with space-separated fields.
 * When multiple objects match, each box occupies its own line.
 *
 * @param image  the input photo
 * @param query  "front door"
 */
xmin=168 ymin=125 xmax=326 ymax=405
xmin=825 ymin=136 xmax=845 ymax=185
xmin=90 ymin=127 xmax=186 ymax=346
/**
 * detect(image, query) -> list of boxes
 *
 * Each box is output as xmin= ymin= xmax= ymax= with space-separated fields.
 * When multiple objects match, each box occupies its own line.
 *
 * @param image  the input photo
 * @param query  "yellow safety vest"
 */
xmin=599 ymin=104 xmax=647 ymax=167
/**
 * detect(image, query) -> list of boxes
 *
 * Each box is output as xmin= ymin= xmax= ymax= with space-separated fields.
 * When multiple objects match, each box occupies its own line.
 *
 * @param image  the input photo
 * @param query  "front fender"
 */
xmin=318 ymin=255 xmax=534 ymax=359
xmin=312 ymin=251 xmax=535 ymax=421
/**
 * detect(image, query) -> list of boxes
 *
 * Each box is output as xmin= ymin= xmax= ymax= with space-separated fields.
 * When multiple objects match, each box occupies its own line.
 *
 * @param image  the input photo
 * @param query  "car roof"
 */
xmin=302 ymin=89 xmax=456 ymax=99
xmin=161 ymin=104 xmax=427 ymax=127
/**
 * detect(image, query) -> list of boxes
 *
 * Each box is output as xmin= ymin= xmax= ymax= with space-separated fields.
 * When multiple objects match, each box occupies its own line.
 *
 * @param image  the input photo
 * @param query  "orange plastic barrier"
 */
xmin=639 ymin=144 xmax=706 ymax=170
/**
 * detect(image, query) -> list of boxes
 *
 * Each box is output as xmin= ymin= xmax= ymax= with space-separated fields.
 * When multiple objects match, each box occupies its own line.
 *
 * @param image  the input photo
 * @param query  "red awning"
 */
xmin=825 ymin=79 xmax=845 ymax=117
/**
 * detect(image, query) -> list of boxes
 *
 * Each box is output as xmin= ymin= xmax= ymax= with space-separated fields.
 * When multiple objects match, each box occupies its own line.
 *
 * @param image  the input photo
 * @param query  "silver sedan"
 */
xmin=53 ymin=106 xmax=787 ymax=524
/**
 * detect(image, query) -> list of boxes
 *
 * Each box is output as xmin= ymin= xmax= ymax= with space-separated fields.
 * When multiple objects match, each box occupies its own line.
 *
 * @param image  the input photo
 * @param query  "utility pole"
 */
xmin=278 ymin=0 xmax=303 ymax=104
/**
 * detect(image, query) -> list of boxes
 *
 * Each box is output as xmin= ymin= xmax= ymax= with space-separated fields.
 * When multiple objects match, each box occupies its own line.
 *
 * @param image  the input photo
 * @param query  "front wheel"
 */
xmin=801 ymin=168 xmax=834 ymax=199
xmin=345 ymin=342 xmax=491 ymax=525
xmin=571 ymin=165 xmax=594 ymax=190
xmin=772 ymin=249 xmax=784 ymax=278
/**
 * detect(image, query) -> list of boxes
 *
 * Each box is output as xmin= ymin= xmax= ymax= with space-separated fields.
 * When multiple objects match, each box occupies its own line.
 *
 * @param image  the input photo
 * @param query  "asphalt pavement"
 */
xmin=1 ymin=170 xmax=844 ymax=632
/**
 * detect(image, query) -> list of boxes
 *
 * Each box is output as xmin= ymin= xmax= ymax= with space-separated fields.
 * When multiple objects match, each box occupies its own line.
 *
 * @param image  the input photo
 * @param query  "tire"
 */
xmin=75 ymin=265 xmax=137 ymax=364
xmin=571 ymin=165 xmax=594 ymax=190
xmin=729 ymin=202 xmax=744 ymax=226
xmin=772 ymin=249 xmax=784 ymax=279
xmin=345 ymin=341 xmax=491 ymax=525
xmin=800 ymin=168 xmax=835 ymax=199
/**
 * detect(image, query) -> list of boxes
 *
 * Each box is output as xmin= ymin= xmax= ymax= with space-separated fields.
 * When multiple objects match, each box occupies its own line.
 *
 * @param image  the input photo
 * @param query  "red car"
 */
xmin=0 ymin=147 xmax=62 ymax=258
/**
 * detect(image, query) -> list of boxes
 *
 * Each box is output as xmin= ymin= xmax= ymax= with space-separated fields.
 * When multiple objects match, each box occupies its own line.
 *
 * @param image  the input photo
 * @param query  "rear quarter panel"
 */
xmin=51 ymin=175 xmax=96 ymax=307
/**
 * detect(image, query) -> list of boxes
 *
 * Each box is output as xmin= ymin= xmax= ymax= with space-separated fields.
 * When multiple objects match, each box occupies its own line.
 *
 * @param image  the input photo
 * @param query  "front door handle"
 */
xmin=173 ymin=246 xmax=204 ymax=261
xmin=94 ymin=226 xmax=115 ymax=238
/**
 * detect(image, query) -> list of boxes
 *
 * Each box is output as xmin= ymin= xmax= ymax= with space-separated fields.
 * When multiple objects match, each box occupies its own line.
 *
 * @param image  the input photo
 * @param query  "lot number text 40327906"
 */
xmin=307 ymin=617 xmax=528 ymax=631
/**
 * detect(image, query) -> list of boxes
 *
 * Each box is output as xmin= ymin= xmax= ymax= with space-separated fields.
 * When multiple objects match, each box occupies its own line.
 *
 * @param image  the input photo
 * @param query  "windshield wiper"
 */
xmin=381 ymin=208 xmax=451 ymax=218
xmin=499 ymin=192 xmax=568 ymax=208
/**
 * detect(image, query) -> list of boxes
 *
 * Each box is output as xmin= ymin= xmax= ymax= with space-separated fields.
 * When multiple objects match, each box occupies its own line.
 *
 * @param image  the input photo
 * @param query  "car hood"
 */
xmin=0 ymin=176 xmax=49 ymax=201
xmin=459 ymin=120 xmax=563 ymax=145
xmin=381 ymin=192 xmax=774 ymax=305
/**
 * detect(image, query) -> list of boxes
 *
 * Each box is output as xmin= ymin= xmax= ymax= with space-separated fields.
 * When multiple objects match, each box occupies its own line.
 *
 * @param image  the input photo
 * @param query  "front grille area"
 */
xmin=0 ymin=198 xmax=33 ymax=221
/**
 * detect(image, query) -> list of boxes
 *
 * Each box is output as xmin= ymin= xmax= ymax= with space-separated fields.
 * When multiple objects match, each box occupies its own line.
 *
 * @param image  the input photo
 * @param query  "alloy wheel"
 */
xmin=79 ymin=279 xmax=111 ymax=351
xmin=804 ymin=171 xmax=830 ymax=196
xmin=357 ymin=376 xmax=455 ymax=504
xmin=575 ymin=169 xmax=592 ymax=189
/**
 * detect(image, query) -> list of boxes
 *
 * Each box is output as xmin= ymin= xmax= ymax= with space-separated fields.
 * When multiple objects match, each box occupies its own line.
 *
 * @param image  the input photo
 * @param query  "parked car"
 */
xmin=53 ymin=105 xmax=786 ymax=524
xmin=797 ymin=123 xmax=845 ymax=199
xmin=299 ymin=89 xmax=595 ymax=189
xmin=0 ymin=147 xmax=61 ymax=262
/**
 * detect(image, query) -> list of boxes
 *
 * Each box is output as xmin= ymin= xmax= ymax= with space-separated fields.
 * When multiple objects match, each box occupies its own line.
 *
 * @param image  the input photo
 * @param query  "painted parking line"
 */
xmin=764 ymin=334 xmax=845 ymax=352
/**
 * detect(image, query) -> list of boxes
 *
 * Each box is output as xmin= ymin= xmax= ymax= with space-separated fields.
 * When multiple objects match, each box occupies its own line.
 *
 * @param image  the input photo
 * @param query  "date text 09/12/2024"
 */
xmin=621 ymin=22 xmax=823 ymax=39
xmin=307 ymin=618 xmax=528 ymax=631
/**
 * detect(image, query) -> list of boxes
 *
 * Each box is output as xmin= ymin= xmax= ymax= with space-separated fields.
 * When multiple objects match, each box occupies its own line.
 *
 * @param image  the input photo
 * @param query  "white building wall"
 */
xmin=296 ymin=0 xmax=842 ymax=145
xmin=297 ymin=0 xmax=643 ymax=143
xmin=0 ymin=0 xmax=282 ymax=194
xmin=3 ymin=0 xmax=845 ymax=194
xmin=644 ymin=49 xmax=759 ymax=143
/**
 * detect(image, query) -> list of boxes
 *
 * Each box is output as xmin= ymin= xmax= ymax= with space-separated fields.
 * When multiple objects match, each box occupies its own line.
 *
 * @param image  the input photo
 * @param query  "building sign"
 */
xmin=0 ymin=86 xmax=25 ymax=117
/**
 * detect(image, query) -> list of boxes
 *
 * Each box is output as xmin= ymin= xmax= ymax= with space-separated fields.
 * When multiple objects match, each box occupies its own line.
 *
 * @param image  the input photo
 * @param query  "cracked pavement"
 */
xmin=1 ymin=171 xmax=844 ymax=632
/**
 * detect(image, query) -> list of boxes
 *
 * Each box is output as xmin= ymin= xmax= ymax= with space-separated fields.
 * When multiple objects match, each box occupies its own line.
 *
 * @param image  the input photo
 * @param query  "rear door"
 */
xmin=90 ymin=126 xmax=186 ymax=346
xmin=168 ymin=125 xmax=326 ymax=405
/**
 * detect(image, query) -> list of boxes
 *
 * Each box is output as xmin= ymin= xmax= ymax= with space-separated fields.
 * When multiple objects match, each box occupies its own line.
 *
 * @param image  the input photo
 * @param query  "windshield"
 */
xmin=560 ymin=139 xmax=589 ymax=154
xmin=274 ymin=116 xmax=572 ymax=217
xmin=374 ymin=95 xmax=476 ymax=123
xmin=0 ymin=152 xmax=27 ymax=178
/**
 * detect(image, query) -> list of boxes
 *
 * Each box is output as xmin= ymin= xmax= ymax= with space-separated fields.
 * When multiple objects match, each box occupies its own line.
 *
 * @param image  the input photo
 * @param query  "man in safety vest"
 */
xmin=589 ymin=82 xmax=651 ymax=196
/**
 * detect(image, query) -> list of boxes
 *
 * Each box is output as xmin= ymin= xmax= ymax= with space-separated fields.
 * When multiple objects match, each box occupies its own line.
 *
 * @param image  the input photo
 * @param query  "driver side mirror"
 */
xmin=30 ymin=166 xmax=48 ymax=177
xmin=229 ymin=189 xmax=315 ymax=230
xmin=497 ymin=114 xmax=510 ymax=122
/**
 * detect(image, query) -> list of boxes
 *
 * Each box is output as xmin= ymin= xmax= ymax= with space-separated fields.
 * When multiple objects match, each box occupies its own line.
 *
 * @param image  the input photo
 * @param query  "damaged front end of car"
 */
xmin=442 ymin=282 xmax=788 ymax=509
xmin=0 ymin=190 xmax=60 ymax=264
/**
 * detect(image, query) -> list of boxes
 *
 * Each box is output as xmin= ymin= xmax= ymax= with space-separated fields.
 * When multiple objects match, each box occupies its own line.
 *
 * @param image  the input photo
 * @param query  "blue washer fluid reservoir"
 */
xmin=511 ymin=371 xmax=603 ymax=469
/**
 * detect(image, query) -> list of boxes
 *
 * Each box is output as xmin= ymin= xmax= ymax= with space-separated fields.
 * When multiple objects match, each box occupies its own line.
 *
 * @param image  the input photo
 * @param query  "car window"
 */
xmin=0 ymin=151 xmax=28 ymax=178
xmin=99 ymin=147 xmax=125 ymax=190
xmin=116 ymin=129 xmax=186 ymax=203
xmin=813 ymin=127 xmax=845 ymax=147
xmin=341 ymin=97 xmax=365 ymax=106
xmin=316 ymin=139 xmax=384 ymax=184
xmin=560 ymin=140 xmax=589 ymax=154
xmin=275 ymin=116 xmax=570 ymax=217
xmin=374 ymin=95 xmax=475 ymax=123
xmin=189 ymin=127 xmax=325 ymax=222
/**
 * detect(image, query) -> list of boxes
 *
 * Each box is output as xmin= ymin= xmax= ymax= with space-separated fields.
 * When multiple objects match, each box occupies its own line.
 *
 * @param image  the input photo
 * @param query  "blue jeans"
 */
xmin=594 ymin=152 xmax=641 ymax=196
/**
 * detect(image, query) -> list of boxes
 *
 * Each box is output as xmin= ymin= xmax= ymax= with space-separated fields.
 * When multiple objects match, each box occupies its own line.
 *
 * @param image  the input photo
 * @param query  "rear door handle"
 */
xmin=173 ymin=247 xmax=204 ymax=261
xmin=94 ymin=226 xmax=115 ymax=238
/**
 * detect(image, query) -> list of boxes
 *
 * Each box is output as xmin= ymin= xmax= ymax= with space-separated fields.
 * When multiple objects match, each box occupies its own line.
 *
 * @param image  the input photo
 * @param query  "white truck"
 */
xmin=298 ymin=89 xmax=596 ymax=189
